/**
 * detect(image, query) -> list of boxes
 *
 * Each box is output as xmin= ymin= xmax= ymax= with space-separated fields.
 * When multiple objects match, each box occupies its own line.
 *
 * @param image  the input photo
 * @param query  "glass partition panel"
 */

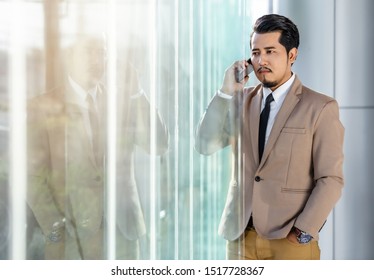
xmin=0 ymin=0 xmax=267 ymax=260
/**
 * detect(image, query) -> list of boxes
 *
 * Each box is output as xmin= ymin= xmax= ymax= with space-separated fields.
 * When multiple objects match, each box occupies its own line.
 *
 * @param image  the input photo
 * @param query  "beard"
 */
xmin=257 ymin=67 xmax=279 ymax=88
xmin=261 ymin=79 xmax=278 ymax=89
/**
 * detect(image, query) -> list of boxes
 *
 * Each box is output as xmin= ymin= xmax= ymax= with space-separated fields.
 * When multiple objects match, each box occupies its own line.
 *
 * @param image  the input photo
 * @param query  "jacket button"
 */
xmin=255 ymin=176 xmax=261 ymax=182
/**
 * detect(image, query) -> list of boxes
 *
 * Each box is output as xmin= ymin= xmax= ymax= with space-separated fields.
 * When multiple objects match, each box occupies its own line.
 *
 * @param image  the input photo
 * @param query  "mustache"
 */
xmin=257 ymin=66 xmax=272 ymax=73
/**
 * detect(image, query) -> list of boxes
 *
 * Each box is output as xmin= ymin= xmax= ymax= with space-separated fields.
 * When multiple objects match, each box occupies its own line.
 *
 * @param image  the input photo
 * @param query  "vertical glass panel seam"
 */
xmin=149 ymin=0 xmax=157 ymax=260
xmin=188 ymin=0 xmax=194 ymax=260
xmin=198 ymin=0 xmax=205 ymax=260
xmin=105 ymin=0 xmax=118 ymax=260
xmin=9 ymin=0 xmax=27 ymax=260
xmin=173 ymin=0 xmax=180 ymax=260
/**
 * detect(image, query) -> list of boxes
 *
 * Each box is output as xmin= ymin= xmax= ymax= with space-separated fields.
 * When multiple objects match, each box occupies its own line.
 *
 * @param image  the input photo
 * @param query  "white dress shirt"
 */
xmin=217 ymin=73 xmax=296 ymax=145
xmin=68 ymin=76 xmax=99 ymax=108
xmin=261 ymin=74 xmax=295 ymax=144
xmin=68 ymin=76 xmax=99 ymax=145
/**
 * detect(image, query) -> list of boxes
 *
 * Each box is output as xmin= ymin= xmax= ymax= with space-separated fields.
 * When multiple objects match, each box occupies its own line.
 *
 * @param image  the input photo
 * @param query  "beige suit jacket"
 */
xmin=27 ymin=83 xmax=168 ymax=258
xmin=195 ymin=75 xmax=344 ymax=241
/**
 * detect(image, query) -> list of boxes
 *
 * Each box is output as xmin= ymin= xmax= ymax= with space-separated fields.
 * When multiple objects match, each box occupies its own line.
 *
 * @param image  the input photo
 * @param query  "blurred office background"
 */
xmin=0 ymin=0 xmax=372 ymax=260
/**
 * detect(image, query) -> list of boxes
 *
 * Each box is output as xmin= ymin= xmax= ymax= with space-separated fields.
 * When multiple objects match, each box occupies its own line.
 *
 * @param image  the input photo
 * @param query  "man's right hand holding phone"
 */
xmin=219 ymin=59 xmax=253 ymax=96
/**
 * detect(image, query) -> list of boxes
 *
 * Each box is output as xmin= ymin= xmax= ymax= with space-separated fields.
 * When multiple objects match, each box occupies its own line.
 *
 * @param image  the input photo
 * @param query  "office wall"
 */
xmin=334 ymin=0 xmax=374 ymax=260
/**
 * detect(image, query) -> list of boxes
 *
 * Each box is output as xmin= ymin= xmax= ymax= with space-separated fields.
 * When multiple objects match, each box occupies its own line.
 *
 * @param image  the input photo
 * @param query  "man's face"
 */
xmin=250 ymin=31 xmax=297 ymax=91
xmin=68 ymin=36 xmax=106 ymax=90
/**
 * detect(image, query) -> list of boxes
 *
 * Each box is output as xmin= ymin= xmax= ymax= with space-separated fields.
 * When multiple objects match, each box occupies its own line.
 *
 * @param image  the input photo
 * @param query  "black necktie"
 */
xmin=258 ymin=93 xmax=274 ymax=161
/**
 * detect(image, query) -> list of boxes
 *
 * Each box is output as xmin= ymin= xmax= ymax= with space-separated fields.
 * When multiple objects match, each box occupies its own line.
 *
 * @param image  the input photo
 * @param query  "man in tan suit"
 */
xmin=27 ymin=35 xmax=168 ymax=259
xmin=195 ymin=14 xmax=344 ymax=260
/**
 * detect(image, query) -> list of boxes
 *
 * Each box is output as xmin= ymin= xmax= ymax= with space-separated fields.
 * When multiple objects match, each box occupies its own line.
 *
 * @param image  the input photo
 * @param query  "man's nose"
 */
xmin=258 ymin=53 xmax=268 ymax=66
xmin=90 ymin=54 xmax=105 ymax=67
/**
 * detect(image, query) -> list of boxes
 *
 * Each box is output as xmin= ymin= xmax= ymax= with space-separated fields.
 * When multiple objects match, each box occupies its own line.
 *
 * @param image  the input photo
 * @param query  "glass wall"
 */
xmin=0 ymin=0 xmax=268 ymax=260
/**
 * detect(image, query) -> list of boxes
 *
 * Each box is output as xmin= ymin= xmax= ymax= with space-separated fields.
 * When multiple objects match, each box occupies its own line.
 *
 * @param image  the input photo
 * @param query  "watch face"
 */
xmin=298 ymin=233 xmax=312 ymax=244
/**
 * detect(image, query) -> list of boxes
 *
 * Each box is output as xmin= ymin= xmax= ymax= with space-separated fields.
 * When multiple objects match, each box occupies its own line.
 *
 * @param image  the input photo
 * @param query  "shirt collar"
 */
xmin=68 ymin=75 xmax=98 ymax=107
xmin=262 ymin=73 xmax=295 ymax=104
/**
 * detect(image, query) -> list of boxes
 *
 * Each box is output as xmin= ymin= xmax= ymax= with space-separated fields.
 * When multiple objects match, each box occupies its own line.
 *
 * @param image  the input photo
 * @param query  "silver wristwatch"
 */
xmin=48 ymin=218 xmax=65 ymax=243
xmin=293 ymin=227 xmax=312 ymax=244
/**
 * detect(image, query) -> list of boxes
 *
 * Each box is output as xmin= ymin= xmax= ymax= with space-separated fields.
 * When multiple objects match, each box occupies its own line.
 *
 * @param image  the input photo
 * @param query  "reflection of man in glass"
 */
xmin=27 ymin=34 xmax=168 ymax=259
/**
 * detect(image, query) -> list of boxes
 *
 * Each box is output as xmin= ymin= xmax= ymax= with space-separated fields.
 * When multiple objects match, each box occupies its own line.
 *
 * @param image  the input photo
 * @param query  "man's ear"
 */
xmin=289 ymin=47 xmax=298 ymax=64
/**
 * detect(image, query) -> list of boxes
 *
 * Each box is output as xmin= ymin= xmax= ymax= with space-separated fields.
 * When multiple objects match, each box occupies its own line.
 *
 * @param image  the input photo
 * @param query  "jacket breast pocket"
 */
xmin=276 ymin=127 xmax=313 ymax=193
xmin=275 ymin=127 xmax=307 ymax=159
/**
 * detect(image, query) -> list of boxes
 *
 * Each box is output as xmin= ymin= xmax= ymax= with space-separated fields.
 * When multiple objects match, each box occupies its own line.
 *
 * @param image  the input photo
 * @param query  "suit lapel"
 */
xmin=259 ymin=77 xmax=303 ymax=168
xmin=248 ymin=90 xmax=262 ymax=165
xmin=47 ymin=90 xmax=67 ymax=183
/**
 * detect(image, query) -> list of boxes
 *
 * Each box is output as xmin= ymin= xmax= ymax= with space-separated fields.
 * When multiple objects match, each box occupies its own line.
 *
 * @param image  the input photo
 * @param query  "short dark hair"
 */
xmin=250 ymin=14 xmax=300 ymax=54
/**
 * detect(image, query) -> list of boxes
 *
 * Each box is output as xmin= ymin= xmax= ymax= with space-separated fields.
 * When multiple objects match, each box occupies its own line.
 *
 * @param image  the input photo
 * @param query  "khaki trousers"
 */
xmin=227 ymin=228 xmax=320 ymax=260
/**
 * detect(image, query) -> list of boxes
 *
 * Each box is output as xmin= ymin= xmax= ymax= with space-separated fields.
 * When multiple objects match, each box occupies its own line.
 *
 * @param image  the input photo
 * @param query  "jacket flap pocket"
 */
xmin=281 ymin=127 xmax=306 ymax=134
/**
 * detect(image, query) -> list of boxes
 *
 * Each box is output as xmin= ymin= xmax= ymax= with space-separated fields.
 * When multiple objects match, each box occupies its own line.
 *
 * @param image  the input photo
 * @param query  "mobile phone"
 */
xmin=235 ymin=59 xmax=253 ymax=83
